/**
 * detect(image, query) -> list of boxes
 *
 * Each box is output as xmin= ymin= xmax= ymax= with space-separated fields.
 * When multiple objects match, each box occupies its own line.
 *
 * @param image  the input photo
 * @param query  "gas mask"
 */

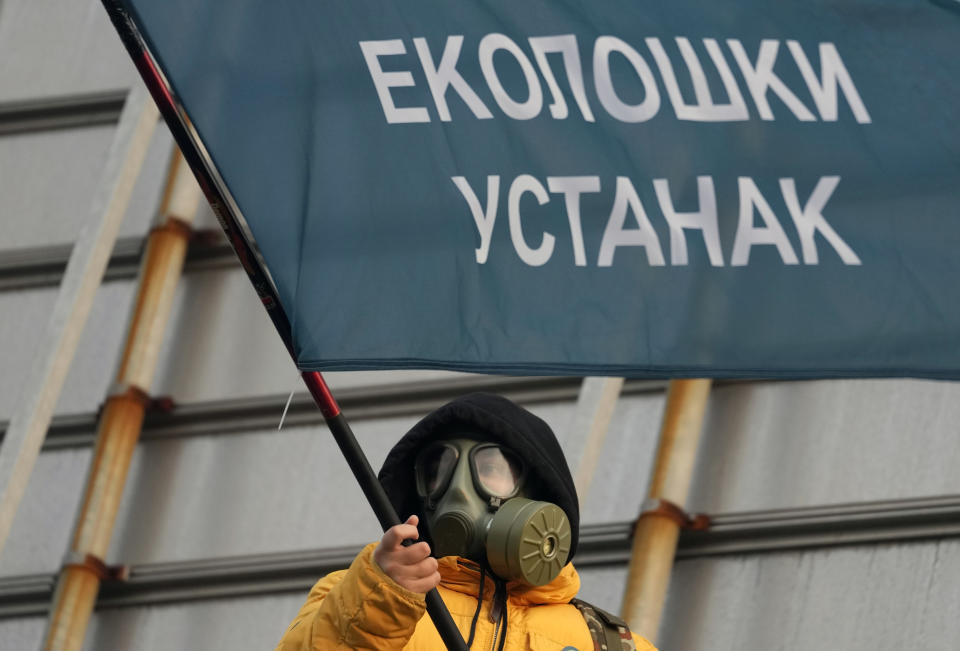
xmin=414 ymin=438 xmax=571 ymax=586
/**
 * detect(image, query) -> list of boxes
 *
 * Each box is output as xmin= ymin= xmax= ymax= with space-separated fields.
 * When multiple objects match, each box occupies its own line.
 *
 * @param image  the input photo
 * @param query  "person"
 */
xmin=275 ymin=393 xmax=657 ymax=650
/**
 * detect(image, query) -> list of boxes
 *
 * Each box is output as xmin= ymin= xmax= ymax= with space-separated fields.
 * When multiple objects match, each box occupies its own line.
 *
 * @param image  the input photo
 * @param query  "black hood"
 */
xmin=378 ymin=392 xmax=580 ymax=561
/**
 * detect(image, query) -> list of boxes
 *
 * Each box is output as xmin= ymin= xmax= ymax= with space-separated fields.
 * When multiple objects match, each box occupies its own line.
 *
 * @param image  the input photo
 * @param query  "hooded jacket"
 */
xmin=275 ymin=394 xmax=657 ymax=651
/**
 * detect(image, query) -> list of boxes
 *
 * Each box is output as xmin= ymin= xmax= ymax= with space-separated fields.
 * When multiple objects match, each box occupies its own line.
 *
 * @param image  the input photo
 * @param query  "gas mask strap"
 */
xmin=465 ymin=565 xmax=486 ymax=647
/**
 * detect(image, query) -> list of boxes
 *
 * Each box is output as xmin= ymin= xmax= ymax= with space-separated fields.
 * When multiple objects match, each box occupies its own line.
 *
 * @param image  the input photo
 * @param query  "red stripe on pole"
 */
xmin=301 ymin=371 xmax=340 ymax=419
xmin=139 ymin=50 xmax=174 ymax=110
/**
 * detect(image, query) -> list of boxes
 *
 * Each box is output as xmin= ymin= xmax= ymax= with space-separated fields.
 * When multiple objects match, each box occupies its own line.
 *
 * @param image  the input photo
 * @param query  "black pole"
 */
xmin=100 ymin=3 xmax=468 ymax=648
xmin=302 ymin=373 xmax=468 ymax=651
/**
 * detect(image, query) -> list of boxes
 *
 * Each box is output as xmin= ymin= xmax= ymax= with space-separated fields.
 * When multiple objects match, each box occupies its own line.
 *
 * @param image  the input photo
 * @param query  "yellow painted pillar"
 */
xmin=621 ymin=378 xmax=712 ymax=644
xmin=43 ymin=151 xmax=201 ymax=651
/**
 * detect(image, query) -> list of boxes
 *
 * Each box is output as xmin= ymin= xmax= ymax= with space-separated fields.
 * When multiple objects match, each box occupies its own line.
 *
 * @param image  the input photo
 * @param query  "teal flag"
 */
xmin=117 ymin=0 xmax=960 ymax=377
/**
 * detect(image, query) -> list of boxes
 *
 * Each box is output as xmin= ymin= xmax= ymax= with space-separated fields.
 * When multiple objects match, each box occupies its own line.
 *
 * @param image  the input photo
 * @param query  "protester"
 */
xmin=276 ymin=393 xmax=656 ymax=650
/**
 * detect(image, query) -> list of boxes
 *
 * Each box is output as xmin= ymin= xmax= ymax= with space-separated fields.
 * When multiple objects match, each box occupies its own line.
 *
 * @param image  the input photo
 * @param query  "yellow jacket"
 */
xmin=276 ymin=542 xmax=656 ymax=650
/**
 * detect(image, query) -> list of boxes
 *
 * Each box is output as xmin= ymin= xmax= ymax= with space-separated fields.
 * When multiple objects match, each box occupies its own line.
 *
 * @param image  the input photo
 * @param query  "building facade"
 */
xmin=1 ymin=1 xmax=958 ymax=649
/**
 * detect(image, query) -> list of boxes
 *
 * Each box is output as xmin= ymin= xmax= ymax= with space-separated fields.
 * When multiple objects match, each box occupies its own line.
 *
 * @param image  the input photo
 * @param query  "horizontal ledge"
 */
xmin=0 ymin=91 xmax=128 ymax=136
xmin=678 ymin=494 xmax=960 ymax=557
xmin=1 ymin=495 xmax=958 ymax=618
xmin=0 ymin=376 xmax=668 ymax=450
xmin=0 ymin=235 xmax=236 ymax=292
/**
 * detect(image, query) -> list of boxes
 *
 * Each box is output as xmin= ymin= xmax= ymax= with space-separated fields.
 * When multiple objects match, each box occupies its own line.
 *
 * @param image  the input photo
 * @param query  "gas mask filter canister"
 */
xmin=414 ymin=438 xmax=572 ymax=586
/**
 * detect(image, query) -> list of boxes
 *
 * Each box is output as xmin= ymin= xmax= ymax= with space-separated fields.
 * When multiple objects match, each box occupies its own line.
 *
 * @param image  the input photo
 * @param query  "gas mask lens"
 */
xmin=415 ymin=442 xmax=524 ymax=501
xmin=470 ymin=445 xmax=522 ymax=498
xmin=415 ymin=444 xmax=459 ymax=499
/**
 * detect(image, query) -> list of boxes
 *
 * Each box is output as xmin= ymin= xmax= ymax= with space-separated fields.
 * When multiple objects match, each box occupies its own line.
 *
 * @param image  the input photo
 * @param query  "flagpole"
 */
xmin=101 ymin=3 xmax=468 ymax=649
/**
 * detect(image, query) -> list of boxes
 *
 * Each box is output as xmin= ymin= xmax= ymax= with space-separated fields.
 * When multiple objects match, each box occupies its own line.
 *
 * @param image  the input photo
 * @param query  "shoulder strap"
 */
xmin=570 ymin=598 xmax=636 ymax=651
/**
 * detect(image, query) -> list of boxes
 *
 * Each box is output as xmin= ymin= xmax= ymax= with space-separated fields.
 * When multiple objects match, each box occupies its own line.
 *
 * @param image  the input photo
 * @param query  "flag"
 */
xmin=110 ymin=0 xmax=960 ymax=378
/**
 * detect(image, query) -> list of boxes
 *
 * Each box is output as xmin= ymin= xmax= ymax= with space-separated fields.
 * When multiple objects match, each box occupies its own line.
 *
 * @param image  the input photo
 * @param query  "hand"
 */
xmin=373 ymin=515 xmax=441 ymax=594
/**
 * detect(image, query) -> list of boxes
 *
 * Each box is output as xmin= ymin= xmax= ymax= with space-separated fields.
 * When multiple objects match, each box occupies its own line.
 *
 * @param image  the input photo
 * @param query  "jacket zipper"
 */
xmin=489 ymin=613 xmax=502 ymax=651
xmin=488 ymin=578 xmax=506 ymax=651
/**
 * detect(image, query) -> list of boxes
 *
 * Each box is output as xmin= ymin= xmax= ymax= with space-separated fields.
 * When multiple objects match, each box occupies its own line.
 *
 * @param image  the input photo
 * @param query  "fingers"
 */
xmin=373 ymin=542 xmax=437 ymax=576
xmin=373 ymin=515 xmax=441 ymax=593
xmin=375 ymin=548 xmax=435 ymax=581
xmin=393 ymin=539 xmax=432 ymax=564
xmin=381 ymin=515 xmax=420 ymax=550
xmin=401 ymin=568 xmax=442 ymax=594
xmin=391 ymin=554 xmax=439 ymax=580
xmin=391 ymin=555 xmax=441 ymax=593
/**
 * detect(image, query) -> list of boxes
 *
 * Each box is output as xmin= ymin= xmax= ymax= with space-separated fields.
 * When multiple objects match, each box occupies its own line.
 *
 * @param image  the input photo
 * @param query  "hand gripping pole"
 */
xmin=302 ymin=372 xmax=468 ymax=650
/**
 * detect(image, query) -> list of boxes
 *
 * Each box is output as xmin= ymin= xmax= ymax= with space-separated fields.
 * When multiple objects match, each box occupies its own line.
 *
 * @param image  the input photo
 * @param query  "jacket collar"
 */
xmin=438 ymin=556 xmax=580 ymax=606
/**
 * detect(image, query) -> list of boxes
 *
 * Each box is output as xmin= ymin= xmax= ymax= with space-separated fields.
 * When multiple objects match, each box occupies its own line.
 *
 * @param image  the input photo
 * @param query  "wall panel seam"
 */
xmin=1 ymin=496 xmax=958 ymax=618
